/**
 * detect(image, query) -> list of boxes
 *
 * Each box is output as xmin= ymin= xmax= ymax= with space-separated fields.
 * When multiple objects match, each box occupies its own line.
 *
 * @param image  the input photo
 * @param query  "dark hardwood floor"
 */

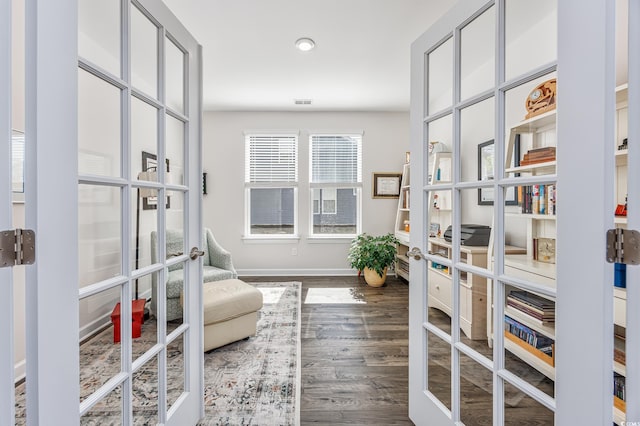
xmin=243 ymin=275 xmax=554 ymax=426
xmin=245 ymin=275 xmax=412 ymax=425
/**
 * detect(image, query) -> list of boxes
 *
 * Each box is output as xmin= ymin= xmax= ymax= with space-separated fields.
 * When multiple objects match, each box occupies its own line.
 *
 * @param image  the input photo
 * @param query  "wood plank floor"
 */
xmin=246 ymin=275 xmax=412 ymax=425
xmin=243 ymin=276 xmax=554 ymax=426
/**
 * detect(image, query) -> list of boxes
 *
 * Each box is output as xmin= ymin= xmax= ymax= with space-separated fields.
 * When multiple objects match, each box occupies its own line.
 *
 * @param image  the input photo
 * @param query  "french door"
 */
xmin=2 ymin=0 xmax=204 ymax=424
xmin=408 ymin=0 xmax=636 ymax=424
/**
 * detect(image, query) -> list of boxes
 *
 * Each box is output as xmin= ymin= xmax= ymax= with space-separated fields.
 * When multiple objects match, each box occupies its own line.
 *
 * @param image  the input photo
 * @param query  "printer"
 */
xmin=443 ymin=224 xmax=491 ymax=246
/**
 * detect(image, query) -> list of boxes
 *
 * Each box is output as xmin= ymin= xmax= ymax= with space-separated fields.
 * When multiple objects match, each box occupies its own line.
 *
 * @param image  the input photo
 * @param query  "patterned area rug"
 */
xmin=14 ymin=281 xmax=301 ymax=426
xmin=199 ymin=282 xmax=301 ymax=425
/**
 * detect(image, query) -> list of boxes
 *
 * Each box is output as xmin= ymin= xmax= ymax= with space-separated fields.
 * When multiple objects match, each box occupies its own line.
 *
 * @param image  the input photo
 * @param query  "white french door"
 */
xmin=1 ymin=0 xmax=203 ymax=424
xmin=76 ymin=0 xmax=203 ymax=424
xmin=408 ymin=0 xmax=634 ymax=424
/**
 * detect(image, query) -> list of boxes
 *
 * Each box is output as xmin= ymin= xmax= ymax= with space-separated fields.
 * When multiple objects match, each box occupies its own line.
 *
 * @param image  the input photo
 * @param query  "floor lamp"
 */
xmin=135 ymin=168 xmax=157 ymax=314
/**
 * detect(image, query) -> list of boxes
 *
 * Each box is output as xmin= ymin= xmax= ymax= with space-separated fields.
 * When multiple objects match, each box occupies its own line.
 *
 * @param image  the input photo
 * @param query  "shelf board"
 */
xmin=614 ymin=287 xmax=627 ymax=300
xmin=614 ymin=406 xmax=625 ymax=426
xmin=616 ymin=83 xmax=628 ymax=104
xmin=504 ymin=333 xmax=555 ymax=380
xmin=510 ymin=110 xmax=556 ymax=133
xmin=504 ymin=306 xmax=555 ymax=339
xmin=615 ymin=150 xmax=628 ymax=166
xmin=506 ymin=213 xmax=556 ymax=220
xmin=395 ymin=230 xmax=409 ymax=245
xmin=504 ymin=253 xmax=557 ymax=283
xmin=614 ymin=216 xmax=628 ymax=225
xmin=506 ymin=161 xmax=556 ymax=174
xmin=399 ymin=208 xmax=410 ymax=212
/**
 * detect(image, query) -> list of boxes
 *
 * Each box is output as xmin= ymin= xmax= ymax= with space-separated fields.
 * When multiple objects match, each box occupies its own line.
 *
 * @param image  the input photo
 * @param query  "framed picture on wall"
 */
xmin=142 ymin=151 xmax=171 ymax=210
xmin=477 ymin=140 xmax=518 ymax=206
xmin=372 ymin=172 xmax=402 ymax=198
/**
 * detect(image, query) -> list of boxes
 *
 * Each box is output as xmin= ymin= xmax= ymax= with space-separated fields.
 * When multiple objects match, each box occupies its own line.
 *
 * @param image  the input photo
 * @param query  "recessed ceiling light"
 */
xmin=295 ymin=38 xmax=315 ymax=52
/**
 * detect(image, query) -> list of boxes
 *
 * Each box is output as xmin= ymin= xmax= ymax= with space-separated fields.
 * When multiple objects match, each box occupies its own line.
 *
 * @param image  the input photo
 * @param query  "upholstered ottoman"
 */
xmin=203 ymin=279 xmax=263 ymax=352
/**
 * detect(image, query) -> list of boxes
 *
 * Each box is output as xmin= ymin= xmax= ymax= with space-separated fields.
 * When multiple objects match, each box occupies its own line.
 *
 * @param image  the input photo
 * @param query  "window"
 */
xmin=245 ymin=134 xmax=298 ymax=236
xmin=310 ymin=134 xmax=362 ymax=236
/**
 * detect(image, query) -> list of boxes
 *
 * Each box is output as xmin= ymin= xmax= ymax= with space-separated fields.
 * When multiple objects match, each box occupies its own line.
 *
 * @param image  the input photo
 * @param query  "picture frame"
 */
xmin=477 ymin=140 xmax=518 ymax=206
xmin=372 ymin=172 xmax=402 ymax=199
xmin=142 ymin=151 xmax=170 ymax=210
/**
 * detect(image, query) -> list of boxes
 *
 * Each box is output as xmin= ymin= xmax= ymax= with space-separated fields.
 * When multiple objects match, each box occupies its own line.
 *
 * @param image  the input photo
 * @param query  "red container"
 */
xmin=111 ymin=299 xmax=146 ymax=343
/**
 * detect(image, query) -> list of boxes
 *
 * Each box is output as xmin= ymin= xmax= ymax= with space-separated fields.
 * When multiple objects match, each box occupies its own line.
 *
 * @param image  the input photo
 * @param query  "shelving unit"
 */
xmin=612 ymin=83 xmax=628 ymax=425
xmin=394 ymin=162 xmax=411 ymax=281
xmin=486 ymin=105 xmax=558 ymax=380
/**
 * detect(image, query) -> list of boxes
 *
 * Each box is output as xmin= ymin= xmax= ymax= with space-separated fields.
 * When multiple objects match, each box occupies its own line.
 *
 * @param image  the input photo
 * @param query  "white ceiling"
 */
xmin=162 ymin=0 xmax=455 ymax=112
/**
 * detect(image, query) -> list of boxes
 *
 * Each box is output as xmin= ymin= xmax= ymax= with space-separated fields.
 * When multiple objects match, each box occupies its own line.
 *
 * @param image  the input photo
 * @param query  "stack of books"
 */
xmin=614 ymin=373 xmax=626 ymax=405
xmin=520 ymin=147 xmax=556 ymax=166
xmin=507 ymin=290 xmax=555 ymax=325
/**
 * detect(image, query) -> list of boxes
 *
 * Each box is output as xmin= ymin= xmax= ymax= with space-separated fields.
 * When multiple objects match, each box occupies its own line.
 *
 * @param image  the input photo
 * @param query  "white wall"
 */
xmin=203 ymin=111 xmax=409 ymax=275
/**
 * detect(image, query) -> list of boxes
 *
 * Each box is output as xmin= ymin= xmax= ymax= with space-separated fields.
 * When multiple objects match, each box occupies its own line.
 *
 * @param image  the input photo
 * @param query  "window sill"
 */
xmin=242 ymin=235 xmax=300 ymax=244
xmin=306 ymin=236 xmax=354 ymax=244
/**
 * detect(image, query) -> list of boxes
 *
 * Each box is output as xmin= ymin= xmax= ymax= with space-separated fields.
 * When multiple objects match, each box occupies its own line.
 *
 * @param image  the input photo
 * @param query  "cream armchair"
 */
xmin=151 ymin=228 xmax=237 ymax=321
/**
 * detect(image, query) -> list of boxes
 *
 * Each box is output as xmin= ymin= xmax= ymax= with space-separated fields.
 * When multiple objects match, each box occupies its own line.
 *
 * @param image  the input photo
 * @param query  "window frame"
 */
xmin=308 ymin=133 xmax=363 ymax=238
xmin=244 ymin=132 xmax=299 ymax=239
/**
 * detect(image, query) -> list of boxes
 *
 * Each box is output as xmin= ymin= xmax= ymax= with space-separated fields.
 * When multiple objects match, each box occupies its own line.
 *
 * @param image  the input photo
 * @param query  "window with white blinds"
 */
xmin=244 ymin=134 xmax=298 ymax=237
xmin=309 ymin=134 xmax=362 ymax=236
xmin=310 ymin=135 xmax=362 ymax=184
xmin=245 ymin=135 xmax=298 ymax=183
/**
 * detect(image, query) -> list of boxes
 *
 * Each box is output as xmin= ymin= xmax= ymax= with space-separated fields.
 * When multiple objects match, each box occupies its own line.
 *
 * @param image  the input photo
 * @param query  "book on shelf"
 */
xmin=504 ymin=315 xmax=554 ymax=365
xmin=507 ymin=290 xmax=555 ymax=324
xmin=520 ymin=147 xmax=556 ymax=165
xmin=614 ymin=373 xmax=626 ymax=403
xmin=519 ymin=184 xmax=556 ymax=215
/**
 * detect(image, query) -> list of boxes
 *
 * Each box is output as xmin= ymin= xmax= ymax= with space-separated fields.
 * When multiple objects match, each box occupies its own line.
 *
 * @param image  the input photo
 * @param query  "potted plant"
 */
xmin=348 ymin=233 xmax=400 ymax=287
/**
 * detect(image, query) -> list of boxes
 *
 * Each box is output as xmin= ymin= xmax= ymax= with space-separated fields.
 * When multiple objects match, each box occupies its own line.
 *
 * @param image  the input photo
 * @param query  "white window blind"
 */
xmin=245 ymin=135 xmax=298 ymax=183
xmin=310 ymin=135 xmax=362 ymax=184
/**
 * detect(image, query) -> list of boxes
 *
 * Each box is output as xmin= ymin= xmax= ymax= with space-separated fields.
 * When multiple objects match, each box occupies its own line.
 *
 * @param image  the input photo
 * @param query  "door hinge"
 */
xmin=0 ymin=229 xmax=36 ymax=268
xmin=606 ymin=228 xmax=640 ymax=265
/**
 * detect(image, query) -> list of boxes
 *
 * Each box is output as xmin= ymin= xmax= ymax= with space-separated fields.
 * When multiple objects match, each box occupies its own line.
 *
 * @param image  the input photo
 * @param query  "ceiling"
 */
xmin=162 ymin=0 xmax=455 ymax=112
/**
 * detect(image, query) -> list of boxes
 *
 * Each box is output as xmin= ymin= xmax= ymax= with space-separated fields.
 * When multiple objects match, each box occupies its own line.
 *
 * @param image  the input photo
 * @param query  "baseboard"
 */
xmin=237 ymin=268 xmax=357 ymax=277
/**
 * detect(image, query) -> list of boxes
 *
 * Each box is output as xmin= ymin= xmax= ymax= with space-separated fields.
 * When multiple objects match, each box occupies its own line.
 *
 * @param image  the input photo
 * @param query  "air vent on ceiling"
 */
xmin=294 ymin=99 xmax=312 ymax=105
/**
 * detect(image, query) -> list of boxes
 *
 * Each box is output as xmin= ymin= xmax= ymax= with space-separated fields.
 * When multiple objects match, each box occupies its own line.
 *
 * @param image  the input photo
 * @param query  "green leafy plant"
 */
xmin=348 ymin=233 xmax=400 ymax=278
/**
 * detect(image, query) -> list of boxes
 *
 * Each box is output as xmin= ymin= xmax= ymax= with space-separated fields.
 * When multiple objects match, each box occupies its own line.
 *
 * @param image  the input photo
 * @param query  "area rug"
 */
xmin=199 ymin=281 xmax=301 ymax=425
xmin=13 ymin=281 xmax=301 ymax=426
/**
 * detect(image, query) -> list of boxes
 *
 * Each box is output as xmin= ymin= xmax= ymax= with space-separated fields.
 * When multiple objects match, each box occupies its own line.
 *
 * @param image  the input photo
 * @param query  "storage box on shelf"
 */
xmin=394 ymin=162 xmax=411 ymax=280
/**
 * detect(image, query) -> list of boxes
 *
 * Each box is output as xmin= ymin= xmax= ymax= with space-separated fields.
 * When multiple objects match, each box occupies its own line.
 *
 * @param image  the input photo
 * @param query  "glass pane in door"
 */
xmin=460 ymin=352 xmax=493 ymax=425
xmin=78 ymin=185 xmax=122 ymax=286
xmin=166 ymin=115 xmax=185 ymax=186
xmin=78 ymin=69 xmax=121 ymax=177
xmin=427 ymin=330 xmax=451 ymax=410
xmin=458 ymin=188 xmax=493 ymax=360
xmin=504 ymin=381 xmax=554 ymax=425
xmin=131 ymin=97 xmax=159 ymax=183
xmin=80 ymin=384 xmax=123 ymax=425
xmin=131 ymin=187 xmax=159 ymax=271
xmin=460 ymin=6 xmax=495 ymax=101
xmin=427 ymin=37 xmax=454 ymax=115
xmin=460 ymin=98 xmax=495 ymax=183
xmin=505 ymin=0 xmax=557 ymax=81
xmin=165 ymin=38 xmax=185 ymax=115
xmin=167 ymin=333 xmax=186 ymax=410
xmin=132 ymin=272 xmax=158 ymax=362
xmin=78 ymin=0 xmax=120 ymax=76
xmin=79 ymin=286 xmax=121 ymax=403
xmin=133 ymin=355 xmax=159 ymax=425
xmin=131 ymin=5 xmax=158 ymax=98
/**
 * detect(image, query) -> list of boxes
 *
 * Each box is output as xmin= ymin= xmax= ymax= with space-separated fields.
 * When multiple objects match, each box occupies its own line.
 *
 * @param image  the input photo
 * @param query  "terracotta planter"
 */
xmin=363 ymin=267 xmax=387 ymax=287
